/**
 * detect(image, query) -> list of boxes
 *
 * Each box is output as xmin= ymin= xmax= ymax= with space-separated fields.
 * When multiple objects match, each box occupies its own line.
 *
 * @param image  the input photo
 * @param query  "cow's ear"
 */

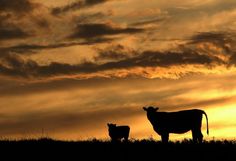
xmin=143 ymin=107 xmax=147 ymax=111
xmin=107 ymin=123 xmax=110 ymax=126
xmin=155 ymin=107 xmax=159 ymax=111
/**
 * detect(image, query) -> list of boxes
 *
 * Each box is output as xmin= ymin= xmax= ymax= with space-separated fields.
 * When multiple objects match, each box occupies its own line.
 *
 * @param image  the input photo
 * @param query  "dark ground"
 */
xmin=0 ymin=138 xmax=236 ymax=161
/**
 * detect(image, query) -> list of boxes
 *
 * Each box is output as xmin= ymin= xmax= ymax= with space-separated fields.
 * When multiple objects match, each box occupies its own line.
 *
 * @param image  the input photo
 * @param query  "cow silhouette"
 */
xmin=107 ymin=123 xmax=130 ymax=142
xmin=143 ymin=106 xmax=209 ymax=143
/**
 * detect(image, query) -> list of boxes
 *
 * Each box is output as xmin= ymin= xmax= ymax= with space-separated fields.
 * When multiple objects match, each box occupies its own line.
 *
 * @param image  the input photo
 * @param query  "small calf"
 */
xmin=107 ymin=123 xmax=130 ymax=142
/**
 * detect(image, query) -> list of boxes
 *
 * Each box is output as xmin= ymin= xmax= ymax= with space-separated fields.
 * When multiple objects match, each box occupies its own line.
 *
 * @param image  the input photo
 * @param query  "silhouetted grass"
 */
xmin=0 ymin=138 xmax=236 ymax=161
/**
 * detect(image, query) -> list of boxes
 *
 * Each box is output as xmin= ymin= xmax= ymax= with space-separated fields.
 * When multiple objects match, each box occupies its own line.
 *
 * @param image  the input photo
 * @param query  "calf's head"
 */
xmin=107 ymin=123 xmax=116 ymax=129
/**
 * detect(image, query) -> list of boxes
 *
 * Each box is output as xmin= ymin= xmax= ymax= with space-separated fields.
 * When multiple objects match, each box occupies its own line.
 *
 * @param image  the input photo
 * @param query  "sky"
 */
xmin=1 ymin=0 xmax=236 ymax=141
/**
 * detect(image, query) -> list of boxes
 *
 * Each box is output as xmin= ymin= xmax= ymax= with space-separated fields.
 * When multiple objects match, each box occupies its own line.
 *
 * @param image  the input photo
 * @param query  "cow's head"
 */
xmin=143 ymin=106 xmax=159 ymax=113
xmin=107 ymin=123 xmax=116 ymax=128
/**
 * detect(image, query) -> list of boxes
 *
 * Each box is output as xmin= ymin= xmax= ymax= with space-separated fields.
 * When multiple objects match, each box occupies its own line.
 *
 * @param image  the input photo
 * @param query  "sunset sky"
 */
xmin=1 ymin=0 xmax=236 ymax=141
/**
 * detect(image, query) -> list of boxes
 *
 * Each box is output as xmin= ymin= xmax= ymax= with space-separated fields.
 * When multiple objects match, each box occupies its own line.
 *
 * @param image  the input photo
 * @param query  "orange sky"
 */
xmin=1 ymin=0 xmax=236 ymax=141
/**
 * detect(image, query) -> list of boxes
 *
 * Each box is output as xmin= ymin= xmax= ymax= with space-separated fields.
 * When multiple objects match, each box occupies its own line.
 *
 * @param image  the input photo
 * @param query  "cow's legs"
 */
xmin=197 ymin=131 xmax=203 ymax=143
xmin=192 ymin=129 xmax=203 ymax=143
xmin=161 ymin=133 xmax=169 ymax=143
xmin=196 ymin=117 xmax=203 ymax=143
xmin=192 ymin=130 xmax=198 ymax=143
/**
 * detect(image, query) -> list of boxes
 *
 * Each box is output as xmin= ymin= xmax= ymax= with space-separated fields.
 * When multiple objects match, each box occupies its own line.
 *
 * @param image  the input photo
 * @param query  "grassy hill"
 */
xmin=0 ymin=138 xmax=236 ymax=161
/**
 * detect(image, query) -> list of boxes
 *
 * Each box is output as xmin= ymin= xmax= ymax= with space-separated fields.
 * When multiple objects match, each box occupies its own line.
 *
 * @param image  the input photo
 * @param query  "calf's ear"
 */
xmin=107 ymin=123 xmax=110 ymax=126
xmin=143 ymin=107 xmax=147 ymax=111
xmin=155 ymin=107 xmax=159 ymax=111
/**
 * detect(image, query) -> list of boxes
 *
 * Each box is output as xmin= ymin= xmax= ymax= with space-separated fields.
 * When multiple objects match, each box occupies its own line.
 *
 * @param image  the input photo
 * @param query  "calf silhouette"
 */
xmin=107 ymin=123 xmax=130 ymax=142
xmin=143 ymin=106 xmax=209 ymax=143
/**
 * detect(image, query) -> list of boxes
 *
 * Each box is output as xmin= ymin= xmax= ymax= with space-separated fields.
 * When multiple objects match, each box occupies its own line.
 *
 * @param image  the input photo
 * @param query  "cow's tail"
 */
xmin=202 ymin=110 xmax=209 ymax=135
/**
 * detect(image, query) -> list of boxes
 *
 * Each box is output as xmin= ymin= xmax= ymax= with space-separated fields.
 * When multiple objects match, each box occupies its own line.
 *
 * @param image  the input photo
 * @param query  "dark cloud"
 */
xmin=51 ymin=0 xmax=110 ymax=15
xmin=190 ymin=32 xmax=229 ymax=43
xmin=131 ymin=18 xmax=165 ymax=26
xmin=74 ymin=11 xmax=112 ymax=24
xmin=68 ymin=23 xmax=144 ymax=40
xmin=94 ymin=44 xmax=134 ymax=61
xmin=0 ymin=54 xmax=38 ymax=78
xmin=0 ymin=13 xmax=11 ymax=21
xmin=95 ymin=50 xmax=223 ymax=69
xmin=0 ymin=10 xmax=32 ymax=41
xmin=2 ymin=31 xmax=234 ymax=79
xmin=33 ymin=17 xmax=50 ymax=29
xmin=2 ymin=42 xmax=84 ymax=54
xmin=0 ymin=0 xmax=36 ymax=15
xmin=0 ymin=26 xmax=30 ymax=41
xmin=0 ymin=38 xmax=114 ymax=55
xmin=79 ymin=37 xmax=115 ymax=44
xmin=0 ymin=47 xmax=224 ymax=79
xmin=0 ymin=54 xmax=98 ymax=78
xmin=0 ymin=1 xmax=48 ymax=42
xmin=189 ymin=31 xmax=236 ymax=65
xmin=229 ymin=53 xmax=236 ymax=65
xmin=189 ymin=31 xmax=236 ymax=53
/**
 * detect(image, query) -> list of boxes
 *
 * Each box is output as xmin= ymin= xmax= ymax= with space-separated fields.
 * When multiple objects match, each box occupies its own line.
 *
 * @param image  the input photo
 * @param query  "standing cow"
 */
xmin=107 ymin=123 xmax=130 ymax=142
xmin=143 ymin=106 xmax=209 ymax=143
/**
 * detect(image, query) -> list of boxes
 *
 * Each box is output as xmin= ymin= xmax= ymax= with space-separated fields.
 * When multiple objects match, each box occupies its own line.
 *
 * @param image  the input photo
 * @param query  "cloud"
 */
xmin=0 ymin=54 xmax=38 ymax=78
xmin=1 ymin=28 xmax=235 ymax=80
xmin=189 ymin=31 xmax=236 ymax=65
xmin=95 ymin=50 xmax=223 ymax=69
xmin=0 ymin=15 xmax=31 ymax=41
xmin=0 ymin=46 xmax=224 ymax=80
xmin=0 ymin=1 xmax=53 ymax=43
xmin=229 ymin=53 xmax=236 ymax=65
xmin=0 ymin=54 xmax=100 ymax=79
xmin=68 ymin=23 xmax=144 ymax=40
xmin=0 ymin=3 xmax=34 ymax=41
xmin=0 ymin=26 xmax=30 ymax=41
xmin=32 ymin=16 xmax=50 ymax=29
xmin=0 ymin=0 xmax=36 ymax=15
xmin=189 ymin=31 xmax=235 ymax=51
xmin=74 ymin=11 xmax=113 ymax=24
xmin=0 ymin=15 xmax=30 ymax=41
xmin=2 ymin=42 xmax=86 ymax=54
xmin=130 ymin=18 xmax=165 ymax=26
xmin=94 ymin=44 xmax=135 ymax=61
xmin=0 ymin=38 xmax=114 ymax=55
xmin=51 ymin=0 xmax=111 ymax=15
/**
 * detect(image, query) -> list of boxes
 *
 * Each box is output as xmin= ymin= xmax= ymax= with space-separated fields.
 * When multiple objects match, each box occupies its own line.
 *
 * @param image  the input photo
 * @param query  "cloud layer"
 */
xmin=0 ymin=41 xmax=226 ymax=80
xmin=0 ymin=0 xmax=36 ymax=14
xmin=1 ymin=0 xmax=236 ymax=140
xmin=51 ymin=0 xmax=111 ymax=15
xmin=68 ymin=23 xmax=144 ymax=40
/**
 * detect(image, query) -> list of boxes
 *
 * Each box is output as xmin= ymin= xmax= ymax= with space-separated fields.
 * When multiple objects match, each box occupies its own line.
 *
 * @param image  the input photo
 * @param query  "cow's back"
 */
xmin=168 ymin=109 xmax=203 ymax=119
xmin=157 ymin=109 xmax=203 ymax=133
